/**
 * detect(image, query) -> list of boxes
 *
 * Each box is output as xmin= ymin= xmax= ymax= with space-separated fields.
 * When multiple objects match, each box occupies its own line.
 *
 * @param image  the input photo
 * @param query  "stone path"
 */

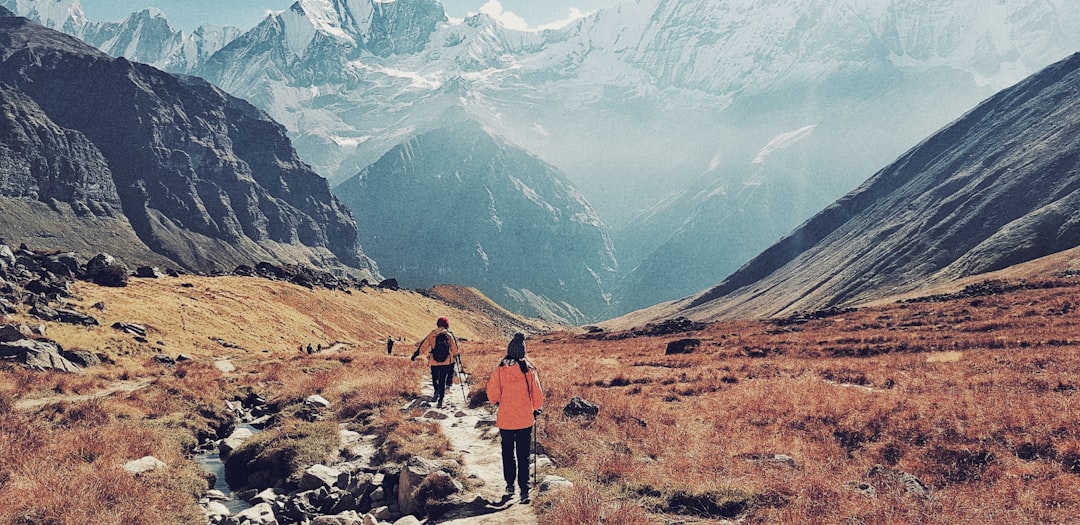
xmin=14 ymin=378 xmax=152 ymax=410
xmin=419 ymin=373 xmax=538 ymax=525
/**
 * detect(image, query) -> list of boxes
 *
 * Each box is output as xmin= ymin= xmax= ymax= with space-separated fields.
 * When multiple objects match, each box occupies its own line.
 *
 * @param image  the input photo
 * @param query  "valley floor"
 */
xmin=4 ymin=273 xmax=1080 ymax=523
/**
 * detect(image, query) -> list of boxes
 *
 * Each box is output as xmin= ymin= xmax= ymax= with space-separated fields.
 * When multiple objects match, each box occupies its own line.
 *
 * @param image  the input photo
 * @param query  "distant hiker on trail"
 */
xmin=387 ymin=335 xmax=394 ymax=355
xmin=411 ymin=317 xmax=459 ymax=408
xmin=487 ymin=332 xmax=544 ymax=504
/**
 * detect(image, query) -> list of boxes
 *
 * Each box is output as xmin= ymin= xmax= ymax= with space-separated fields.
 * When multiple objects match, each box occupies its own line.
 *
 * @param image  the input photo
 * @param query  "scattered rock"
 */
xmin=61 ymin=349 xmax=102 ymax=367
xmin=134 ymin=266 xmax=162 ymax=278
xmin=563 ymin=396 xmax=600 ymax=417
xmin=538 ymin=474 xmax=574 ymax=494
xmin=123 ymin=456 xmax=167 ymax=475
xmin=0 ymin=339 xmax=81 ymax=372
xmin=306 ymin=395 xmax=332 ymax=409
xmin=0 ymin=323 xmax=28 ymax=342
xmin=665 ymin=338 xmax=701 ymax=355
xmin=298 ymin=464 xmax=347 ymax=492
xmin=232 ymin=502 xmax=278 ymax=525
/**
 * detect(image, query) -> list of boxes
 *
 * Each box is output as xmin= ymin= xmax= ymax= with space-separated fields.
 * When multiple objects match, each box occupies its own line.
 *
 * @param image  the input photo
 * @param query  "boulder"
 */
xmin=91 ymin=265 xmax=129 ymax=287
xmin=563 ymin=396 xmax=599 ymax=417
xmin=0 ymin=323 xmax=28 ymax=342
xmin=134 ymin=266 xmax=162 ymax=278
xmin=0 ymin=339 xmax=81 ymax=372
xmin=54 ymin=308 xmax=98 ymax=326
xmin=110 ymin=321 xmax=147 ymax=336
xmin=204 ymin=501 xmax=230 ymax=520
xmin=0 ymin=244 xmax=14 ymax=269
xmin=311 ymin=511 xmax=366 ymax=525
xmin=85 ymin=253 xmax=117 ymax=275
xmin=665 ymin=338 xmax=701 ymax=355
xmin=305 ymin=394 xmax=332 ymax=409
xmin=220 ymin=427 xmax=255 ymax=460
xmin=538 ymin=474 xmax=574 ymax=494
xmin=397 ymin=456 xmax=459 ymax=517
xmin=299 ymin=464 xmax=347 ymax=492
xmin=61 ymin=349 xmax=102 ymax=367
xmin=231 ymin=502 xmax=278 ymax=525
xmin=123 ymin=456 xmax=166 ymax=475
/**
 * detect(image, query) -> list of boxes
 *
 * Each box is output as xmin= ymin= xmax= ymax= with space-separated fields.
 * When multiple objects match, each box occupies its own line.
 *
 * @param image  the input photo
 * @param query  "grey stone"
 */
xmin=538 ymin=474 xmax=573 ymax=493
xmin=299 ymin=464 xmax=347 ymax=492
xmin=232 ymin=502 xmax=278 ymax=525
xmin=0 ymin=324 xmax=27 ymax=342
xmin=123 ymin=456 xmax=166 ymax=475
xmin=0 ymin=339 xmax=81 ymax=372
xmin=311 ymin=511 xmax=365 ymax=525
xmin=563 ymin=396 xmax=600 ymax=417
xmin=306 ymin=394 xmax=332 ymax=408
xmin=0 ymin=245 xmax=14 ymax=269
xmin=205 ymin=501 xmax=231 ymax=518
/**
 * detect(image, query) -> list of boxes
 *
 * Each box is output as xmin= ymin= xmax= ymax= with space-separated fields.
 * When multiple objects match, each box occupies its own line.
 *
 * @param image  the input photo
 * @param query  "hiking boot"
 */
xmin=436 ymin=398 xmax=444 ymax=408
xmin=520 ymin=495 xmax=531 ymax=504
xmin=505 ymin=485 xmax=515 ymax=496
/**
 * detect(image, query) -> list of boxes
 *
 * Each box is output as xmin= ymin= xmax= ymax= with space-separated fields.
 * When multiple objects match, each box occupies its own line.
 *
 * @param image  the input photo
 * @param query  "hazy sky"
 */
xmin=78 ymin=0 xmax=624 ymax=32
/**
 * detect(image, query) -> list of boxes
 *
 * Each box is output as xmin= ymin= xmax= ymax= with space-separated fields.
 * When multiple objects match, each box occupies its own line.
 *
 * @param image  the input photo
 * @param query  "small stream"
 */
xmin=193 ymin=423 xmax=256 ymax=514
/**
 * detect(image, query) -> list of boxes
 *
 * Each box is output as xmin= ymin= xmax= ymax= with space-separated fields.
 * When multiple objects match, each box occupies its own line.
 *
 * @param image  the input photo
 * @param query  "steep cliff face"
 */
xmin=0 ymin=12 xmax=377 ymax=275
xmin=335 ymin=119 xmax=616 ymax=323
xmin=644 ymin=52 xmax=1080 ymax=322
xmin=0 ymin=82 xmax=118 ymax=214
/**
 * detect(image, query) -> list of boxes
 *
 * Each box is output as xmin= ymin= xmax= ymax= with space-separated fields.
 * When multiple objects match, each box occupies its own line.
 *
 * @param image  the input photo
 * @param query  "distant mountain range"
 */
xmin=6 ymin=0 xmax=1080 ymax=322
xmin=622 ymin=51 xmax=1080 ymax=324
xmin=335 ymin=117 xmax=617 ymax=324
xmin=0 ymin=7 xmax=378 ymax=276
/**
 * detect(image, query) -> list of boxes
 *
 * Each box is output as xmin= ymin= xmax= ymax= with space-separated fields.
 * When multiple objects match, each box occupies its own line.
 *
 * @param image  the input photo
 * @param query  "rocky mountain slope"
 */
xmin=335 ymin=118 xmax=617 ymax=324
xmin=0 ymin=9 xmax=378 ymax=276
xmin=622 ymin=51 xmax=1080 ymax=323
xmin=9 ymin=0 xmax=1080 ymax=320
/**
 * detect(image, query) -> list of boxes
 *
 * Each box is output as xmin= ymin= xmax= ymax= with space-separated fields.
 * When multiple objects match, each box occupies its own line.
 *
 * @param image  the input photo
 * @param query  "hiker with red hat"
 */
xmin=411 ymin=316 xmax=460 ymax=408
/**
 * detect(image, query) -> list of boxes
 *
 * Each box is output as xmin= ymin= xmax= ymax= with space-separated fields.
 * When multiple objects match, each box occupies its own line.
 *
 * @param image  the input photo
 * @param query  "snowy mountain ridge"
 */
xmin=9 ymin=0 xmax=1080 ymax=320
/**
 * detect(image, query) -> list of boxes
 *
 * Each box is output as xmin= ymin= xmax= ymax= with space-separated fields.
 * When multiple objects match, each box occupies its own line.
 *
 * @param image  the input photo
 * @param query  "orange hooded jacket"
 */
xmin=487 ymin=359 xmax=544 ymax=430
xmin=415 ymin=327 xmax=459 ymax=366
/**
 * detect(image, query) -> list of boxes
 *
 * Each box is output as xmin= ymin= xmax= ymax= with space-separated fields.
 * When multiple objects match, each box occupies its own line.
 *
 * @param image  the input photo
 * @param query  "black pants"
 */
xmin=431 ymin=364 xmax=454 ymax=403
xmin=500 ymin=427 xmax=532 ymax=493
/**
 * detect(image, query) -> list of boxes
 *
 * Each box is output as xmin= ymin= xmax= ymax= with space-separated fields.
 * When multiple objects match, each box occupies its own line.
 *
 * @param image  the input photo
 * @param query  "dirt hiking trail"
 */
xmin=419 ymin=373 xmax=539 ymax=525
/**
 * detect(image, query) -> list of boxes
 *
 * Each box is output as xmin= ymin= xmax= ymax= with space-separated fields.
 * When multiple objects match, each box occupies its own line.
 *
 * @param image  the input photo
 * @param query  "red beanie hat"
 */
xmin=437 ymin=316 xmax=449 ymax=328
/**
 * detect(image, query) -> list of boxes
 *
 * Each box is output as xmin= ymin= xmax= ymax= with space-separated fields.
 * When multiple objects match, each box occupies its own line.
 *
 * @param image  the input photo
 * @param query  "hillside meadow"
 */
xmin=2 ymin=273 xmax=1080 ymax=523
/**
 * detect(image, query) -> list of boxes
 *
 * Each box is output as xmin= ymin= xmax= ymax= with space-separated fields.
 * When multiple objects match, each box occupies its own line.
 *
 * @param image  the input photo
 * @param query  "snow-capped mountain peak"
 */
xmin=2 ymin=0 xmax=85 ymax=31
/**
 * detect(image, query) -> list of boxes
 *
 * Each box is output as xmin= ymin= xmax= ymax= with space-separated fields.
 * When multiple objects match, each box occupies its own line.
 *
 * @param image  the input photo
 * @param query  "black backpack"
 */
xmin=432 ymin=332 xmax=451 ymax=362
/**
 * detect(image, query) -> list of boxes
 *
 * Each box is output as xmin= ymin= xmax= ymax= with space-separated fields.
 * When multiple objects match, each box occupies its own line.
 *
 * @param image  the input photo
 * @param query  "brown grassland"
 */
xmin=2 ymin=273 xmax=1080 ymax=524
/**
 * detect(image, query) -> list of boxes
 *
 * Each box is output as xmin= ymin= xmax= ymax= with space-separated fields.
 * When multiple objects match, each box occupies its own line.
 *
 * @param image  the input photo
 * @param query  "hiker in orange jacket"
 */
xmin=411 ymin=316 xmax=459 ymax=408
xmin=487 ymin=332 xmax=544 ymax=503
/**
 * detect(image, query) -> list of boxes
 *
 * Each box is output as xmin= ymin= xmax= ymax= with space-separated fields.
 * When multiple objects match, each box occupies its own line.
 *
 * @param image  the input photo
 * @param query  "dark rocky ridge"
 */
xmin=0 ymin=10 xmax=378 ymax=278
xmin=645 ymin=51 xmax=1080 ymax=321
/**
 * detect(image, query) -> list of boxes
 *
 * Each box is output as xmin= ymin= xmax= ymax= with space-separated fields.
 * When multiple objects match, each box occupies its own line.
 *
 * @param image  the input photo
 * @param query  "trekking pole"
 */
xmin=532 ymin=411 xmax=539 ymax=494
xmin=455 ymin=353 xmax=468 ymax=402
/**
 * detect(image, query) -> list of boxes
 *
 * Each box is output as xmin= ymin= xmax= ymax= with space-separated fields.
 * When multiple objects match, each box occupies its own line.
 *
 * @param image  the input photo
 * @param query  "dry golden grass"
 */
xmin=0 ymin=276 xmax=545 ymax=525
xmin=4 ymin=274 xmax=1080 ymax=523
xmin=527 ymin=277 xmax=1080 ymax=524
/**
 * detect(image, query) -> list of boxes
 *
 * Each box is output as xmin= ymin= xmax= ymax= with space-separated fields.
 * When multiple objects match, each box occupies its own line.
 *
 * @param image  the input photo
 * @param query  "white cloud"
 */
xmin=480 ymin=0 xmax=528 ymax=31
xmin=752 ymin=124 xmax=817 ymax=165
xmin=537 ymin=8 xmax=591 ymax=31
xmin=475 ymin=1 xmax=592 ymax=32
